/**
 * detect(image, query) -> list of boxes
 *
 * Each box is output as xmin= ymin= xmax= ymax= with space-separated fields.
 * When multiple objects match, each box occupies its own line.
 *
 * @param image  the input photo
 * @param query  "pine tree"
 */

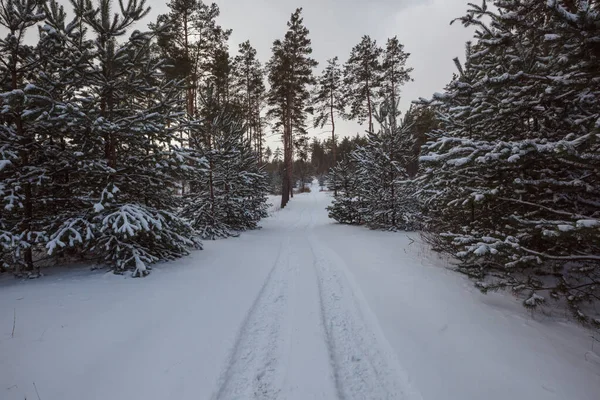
xmin=155 ymin=0 xmax=230 ymax=118
xmin=231 ymin=40 xmax=266 ymax=158
xmin=328 ymin=99 xmax=417 ymax=230
xmin=267 ymin=8 xmax=317 ymax=208
xmin=0 ymin=0 xmax=47 ymax=274
xmin=182 ymin=101 xmax=268 ymax=238
xmin=418 ymin=0 xmax=600 ymax=323
xmin=380 ymin=36 xmax=413 ymax=124
xmin=42 ymin=0 xmax=203 ymax=277
xmin=312 ymin=57 xmax=346 ymax=172
xmin=326 ymin=159 xmax=362 ymax=224
xmin=343 ymin=35 xmax=382 ymax=133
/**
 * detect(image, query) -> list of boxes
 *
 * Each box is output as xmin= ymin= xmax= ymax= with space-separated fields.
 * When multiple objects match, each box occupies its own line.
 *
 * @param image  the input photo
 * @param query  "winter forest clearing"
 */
xmin=2 ymin=0 xmax=600 ymax=398
xmin=2 ymin=185 xmax=599 ymax=400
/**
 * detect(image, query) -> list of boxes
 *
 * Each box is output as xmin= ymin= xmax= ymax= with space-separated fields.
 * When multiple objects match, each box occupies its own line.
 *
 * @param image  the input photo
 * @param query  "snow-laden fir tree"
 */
xmin=353 ymin=101 xmax=418 ymax=230
xmin=418 ymin=0 xmax=600 ymax=324
xmin=42 ymin=0 xmax=204 ymax=277
xmin=0 ymin=0 xmax=46 ymax=274
xmin=326 ymin=158 xmax=362 ymax=225
xmin=182 ymin=99 xmax=268 ymax=239
xmin=328 ymin=100 xmax=418 ymax=230
xmin=215 ymin=107 xmax=269 ymax=232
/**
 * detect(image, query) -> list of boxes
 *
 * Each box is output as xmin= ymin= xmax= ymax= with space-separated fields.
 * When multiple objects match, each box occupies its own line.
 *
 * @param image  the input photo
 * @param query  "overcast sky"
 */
xmin=146 ymin=0 xmax=475 ymax=147
xmin=4 ymin=0 xmax=476 ymax=148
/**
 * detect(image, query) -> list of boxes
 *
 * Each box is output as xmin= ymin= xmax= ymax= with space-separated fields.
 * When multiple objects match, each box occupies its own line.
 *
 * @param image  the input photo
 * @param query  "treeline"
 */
xmin=329 ymin=0 xmax=600 ymax=324
xmin=263 ymin=8 xmax=413 ymax=208
xmin=262 ymin=135 xmax=367 ymax=194
xmin=327 ymin=104 xmax=435 ymax=227
xmin=0 ymin=0 xmax=268 ymax=277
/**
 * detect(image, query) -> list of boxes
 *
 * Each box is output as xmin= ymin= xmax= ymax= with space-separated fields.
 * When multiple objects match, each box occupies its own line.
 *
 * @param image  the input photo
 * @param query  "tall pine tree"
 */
xmin=343 ymin=35 xmax=382 ymax=133
xmin=231 ymin=40 xmax=266 ymax=159
xmin=267 ymin=8 xmax=317 ymax=208
xmin=312 ymin=56 xmax=346 ymax=179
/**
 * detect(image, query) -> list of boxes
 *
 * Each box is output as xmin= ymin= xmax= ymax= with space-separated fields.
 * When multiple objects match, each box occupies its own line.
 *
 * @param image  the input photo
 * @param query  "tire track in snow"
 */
xmin=307 ymin=232 xmax=422 ymax=400
xmin=211 ymin=235 xmax=293 ymax=400
xmin=212 ymin=204 xmax=309 ymax=400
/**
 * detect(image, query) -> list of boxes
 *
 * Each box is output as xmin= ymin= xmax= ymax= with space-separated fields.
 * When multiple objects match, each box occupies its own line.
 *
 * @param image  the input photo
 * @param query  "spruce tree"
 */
xmin=343 ymin=35 xmax=382 ymax=133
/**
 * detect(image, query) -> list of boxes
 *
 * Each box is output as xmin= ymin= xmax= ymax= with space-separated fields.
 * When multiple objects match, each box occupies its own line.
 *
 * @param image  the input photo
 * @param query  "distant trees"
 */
xmin=328 ymin=102 xmax=420 ymax=230
xmin=231 ymin=41 xmax=266 ymax=159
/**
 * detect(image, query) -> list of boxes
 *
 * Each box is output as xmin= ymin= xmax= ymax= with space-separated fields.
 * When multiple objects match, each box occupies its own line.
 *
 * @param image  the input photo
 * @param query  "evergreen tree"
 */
xmin=182 ymin=99 xmax=268 ymax=239
xmin=343 ymin=35 xmax=382 ymax=133
xmin=354 ymin=101 xmax=417 ymax=229
xmin=43 ymin=0 xmax=203 ymax=277
xmin=328 ymin=100 xmax=418 ymax=230
xmin=155 ymin=0 xmax=230 ymax=118
xmin=267 ymin=8 xmax=317 ymax=208
xmin=312 ymin=57 xmax=346 ymax=171
xmin=0 ymin=0 xmax=48 ymax=274
xmin=404 ymin=105 xmax=438 ymax=177
xmin=326 ymin=159 xmax=362 ymax=224
xmin=231 ymin=40 xmax=266 ymax=158
xmin=418 ymin=0 xmax=600 ymax=323
xmin=380 ymin=36 xmax=413 ymax=123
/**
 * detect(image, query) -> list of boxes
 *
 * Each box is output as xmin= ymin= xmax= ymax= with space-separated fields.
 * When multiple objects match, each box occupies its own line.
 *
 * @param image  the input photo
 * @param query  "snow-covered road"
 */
xmin=1 ymin=183 xmax=599 ymax=400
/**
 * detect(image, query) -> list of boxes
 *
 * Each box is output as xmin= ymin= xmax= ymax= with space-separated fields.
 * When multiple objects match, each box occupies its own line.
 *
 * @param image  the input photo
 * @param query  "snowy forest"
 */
xmin=1 ymin=0 xmax=600 ymax=325
xmin=328 ymin=0 xmax=600 ymax=325
xmin=0 ymin=0 xmax=272 ymax=278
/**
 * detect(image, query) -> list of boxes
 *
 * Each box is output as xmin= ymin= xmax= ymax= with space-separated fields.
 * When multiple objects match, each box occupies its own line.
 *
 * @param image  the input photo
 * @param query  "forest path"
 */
xmin=1 ymin=181 xmax=599 ymax=400
xmin=211 ymin=182 xmax=418 ymax=400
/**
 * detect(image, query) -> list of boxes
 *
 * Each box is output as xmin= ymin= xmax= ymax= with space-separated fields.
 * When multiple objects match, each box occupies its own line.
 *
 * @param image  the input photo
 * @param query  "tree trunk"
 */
xmin=391 ymin=64 xmax=396 ymax=128
xmin=366 ymin=75 xmax=373 ymax=133
xmin=287 ymin=91 xmax=294 ymax=199
xmin=184 ymin=16 xmax=194 ymax=118
xmin=281 ymin=119 xmax=290 ymax=208
xmin=330 ymin=89 xmax=337 ymax=196
xmin=208 ymin=131 xmax=215 ymax=216
xmin=12 ymin=48 xmax=33 ymax=271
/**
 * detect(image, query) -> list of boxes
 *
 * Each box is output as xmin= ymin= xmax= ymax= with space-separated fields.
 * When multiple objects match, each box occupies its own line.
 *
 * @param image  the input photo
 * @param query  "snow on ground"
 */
xmin=1 ymin=181 xmax=599 ymax=400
